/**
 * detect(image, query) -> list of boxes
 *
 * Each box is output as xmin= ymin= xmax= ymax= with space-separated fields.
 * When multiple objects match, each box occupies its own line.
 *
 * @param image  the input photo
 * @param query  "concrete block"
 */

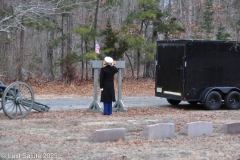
xmin=180 ymin=121 xmax=213 ymax=137
xmin=219 ymin=122 xmax=240 ymax=134
xmin=141 ymin=123 xmax=175 ymax=139
xmin=89 ymin=128 xmax=126 ymax=142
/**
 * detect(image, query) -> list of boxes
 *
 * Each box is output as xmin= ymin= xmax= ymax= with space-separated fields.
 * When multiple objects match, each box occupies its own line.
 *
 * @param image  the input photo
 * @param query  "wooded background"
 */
xmin=0 ymin=0 xmax=239 ymax=83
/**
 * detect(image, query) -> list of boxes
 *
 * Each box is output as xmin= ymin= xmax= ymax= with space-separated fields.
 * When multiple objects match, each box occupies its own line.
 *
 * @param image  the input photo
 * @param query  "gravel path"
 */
xmin=1 ymin=96 xmax=240 ymax=160
xmin=36 ymin=97 xmax=188 ymax=110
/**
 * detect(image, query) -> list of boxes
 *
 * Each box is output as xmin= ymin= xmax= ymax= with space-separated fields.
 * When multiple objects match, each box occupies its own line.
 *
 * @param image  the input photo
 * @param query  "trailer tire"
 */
xmin=204 ymin=91 xmax=222 ymax=110
xmin=167 ymin=99 xmax=181 ymax=105
xmin=224 ymin=91 xmax=240 ymax=110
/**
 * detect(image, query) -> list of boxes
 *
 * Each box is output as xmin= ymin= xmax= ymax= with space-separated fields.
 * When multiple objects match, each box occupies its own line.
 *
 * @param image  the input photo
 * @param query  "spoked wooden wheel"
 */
xmin=0 ymin=88 xmax=4 ymax=111
xmin=2 ymin=81 xmax=34 ymax=119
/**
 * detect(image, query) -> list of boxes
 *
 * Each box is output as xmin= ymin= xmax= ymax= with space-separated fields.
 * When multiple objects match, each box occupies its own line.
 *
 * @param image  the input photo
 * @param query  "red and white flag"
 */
xmin=95 ymin=42 xmax=100 ymax=54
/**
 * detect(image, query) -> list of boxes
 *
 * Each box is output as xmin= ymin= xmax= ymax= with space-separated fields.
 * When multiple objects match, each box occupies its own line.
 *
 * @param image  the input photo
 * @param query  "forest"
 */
xmin=0 ymin=0 xmax=239 ymax=83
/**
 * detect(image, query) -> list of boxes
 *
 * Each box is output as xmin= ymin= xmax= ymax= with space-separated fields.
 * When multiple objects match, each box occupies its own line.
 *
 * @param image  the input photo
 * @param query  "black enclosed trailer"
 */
xmin=155 ymin=40 xmax=240 ymax=110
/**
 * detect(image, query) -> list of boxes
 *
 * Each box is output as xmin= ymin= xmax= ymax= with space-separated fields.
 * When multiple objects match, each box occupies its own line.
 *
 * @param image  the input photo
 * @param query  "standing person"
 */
xmin=100 ymin=56 xmax=118 ymax=115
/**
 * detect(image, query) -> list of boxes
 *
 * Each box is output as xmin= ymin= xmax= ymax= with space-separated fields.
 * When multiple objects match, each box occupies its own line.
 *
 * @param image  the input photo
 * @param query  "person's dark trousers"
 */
xmin=103 ymin=102 xmax=112 ymax=115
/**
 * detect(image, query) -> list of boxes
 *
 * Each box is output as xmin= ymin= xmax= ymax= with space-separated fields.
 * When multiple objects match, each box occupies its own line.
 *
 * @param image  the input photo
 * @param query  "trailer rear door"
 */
xmin=156 ymin=43 xmax=185 ymax=99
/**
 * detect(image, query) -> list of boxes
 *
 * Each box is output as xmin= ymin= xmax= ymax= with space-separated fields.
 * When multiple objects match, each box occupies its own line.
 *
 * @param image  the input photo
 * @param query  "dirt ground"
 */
xmin=0 ymin=79 xmax=240 ymax=160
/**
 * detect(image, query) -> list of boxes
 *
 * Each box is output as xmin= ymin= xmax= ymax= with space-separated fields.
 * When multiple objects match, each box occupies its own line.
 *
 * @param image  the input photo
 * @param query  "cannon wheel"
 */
xmin=2 ymin=81 xmax=34 ymax=119
xmin=0 ymin=88 xmax=4 ymax=111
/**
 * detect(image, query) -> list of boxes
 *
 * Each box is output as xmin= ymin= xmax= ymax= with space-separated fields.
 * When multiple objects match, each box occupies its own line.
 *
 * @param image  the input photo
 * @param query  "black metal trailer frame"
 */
xmin=155 ymin=40 xmax=240 ymax=110
xmin=0 ymin=81 xmax=50 ymax=119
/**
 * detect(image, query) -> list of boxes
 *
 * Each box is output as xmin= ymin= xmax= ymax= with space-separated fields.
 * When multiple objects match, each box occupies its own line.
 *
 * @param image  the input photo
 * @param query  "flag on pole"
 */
xmin=95 ymin=41 xmax=100 ymax=54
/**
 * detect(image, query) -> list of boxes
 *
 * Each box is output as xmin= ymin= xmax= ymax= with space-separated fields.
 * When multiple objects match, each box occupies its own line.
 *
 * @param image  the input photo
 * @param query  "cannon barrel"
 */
xmin=1 ymin=81 xmax=50 ymax=119
xmin=22 ymin=99 xmax=50 ymax=112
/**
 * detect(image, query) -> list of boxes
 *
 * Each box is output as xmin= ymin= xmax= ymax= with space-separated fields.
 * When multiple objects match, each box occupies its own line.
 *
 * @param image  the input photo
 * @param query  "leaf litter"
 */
xmin=0 ymin=79 xmax=240 ymax=160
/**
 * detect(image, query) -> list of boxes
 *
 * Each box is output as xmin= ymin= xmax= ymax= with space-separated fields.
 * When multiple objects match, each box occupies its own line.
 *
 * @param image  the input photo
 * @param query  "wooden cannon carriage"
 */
xmin=0 ymin=81 xmax=50 ymax=119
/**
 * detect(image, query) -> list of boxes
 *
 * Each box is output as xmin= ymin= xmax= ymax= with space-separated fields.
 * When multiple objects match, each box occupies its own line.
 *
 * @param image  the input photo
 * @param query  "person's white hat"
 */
xmin=104 ymin=56 xmax=113 ymax=63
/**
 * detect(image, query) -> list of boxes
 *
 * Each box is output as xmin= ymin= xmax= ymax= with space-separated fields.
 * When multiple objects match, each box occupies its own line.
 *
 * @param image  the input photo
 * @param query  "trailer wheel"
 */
xmin=167 ymin=99 xmax=181 ymax=105
xmin=204 ymin=91 xmax=222 ymax=110
xmin=224 ymin=91 xmax=240 ymax=110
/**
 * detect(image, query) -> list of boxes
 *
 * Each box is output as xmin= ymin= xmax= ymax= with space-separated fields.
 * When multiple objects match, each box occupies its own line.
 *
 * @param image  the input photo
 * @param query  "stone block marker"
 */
xmin=89 ymin=128 xmax=126 ymax=142
xmin=141 ymin=123 xmax=175 ymax=139
xmin=180 ymin=121 xmax=213 ymax=137
xmin=219 ymin=122 xmax=240 ymax=134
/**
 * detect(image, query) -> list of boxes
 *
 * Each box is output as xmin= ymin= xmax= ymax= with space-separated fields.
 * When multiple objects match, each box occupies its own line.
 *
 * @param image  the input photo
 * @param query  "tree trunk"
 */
xmin=145 ymin=61 xmax=152 ymax=78
xmin=136 ymin=20 xmax=145 ymax=81
xmin=168 ymin=0 xmax=172 ymax=12
xmin=85 ymin=41 xmax=89 ymax=80
xmin=137 ymin=50 xmax=140 ymax=80
xmin=125 ymin=52 xmax=134 ymax=78
xmin=67 ymin=14 xmax=73 ymax=54
xmin=188 ymin=0 xmax=193 ymax=37
xmin=61 ymin=14 xmax=65 ymax=76
xmin=151 ymin=27 xmax=158 ymax=79
xmin=42 ymin=27 xmax=54 ymax=79
xmin=81 ymin=38 xmax=84 ymax=81
xmin=91 ymin=0 xmax=101 ymax=78
xmin=85 ymin=60 xmax=89 ymax=81
xmin=93 ymin=0 xmax=100 ymax=57
xmin=16 ymin=24 xmax=24 ymax=81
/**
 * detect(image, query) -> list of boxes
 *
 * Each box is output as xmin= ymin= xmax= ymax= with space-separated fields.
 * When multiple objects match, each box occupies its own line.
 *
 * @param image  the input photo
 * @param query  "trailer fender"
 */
xmin=199 ymin=87 xmax=240 ymax=102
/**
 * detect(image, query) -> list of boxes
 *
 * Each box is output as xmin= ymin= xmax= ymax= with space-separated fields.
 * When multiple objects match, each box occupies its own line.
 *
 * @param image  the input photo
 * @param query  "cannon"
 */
xmin=0 ymin=81 xmax=50 ymax=119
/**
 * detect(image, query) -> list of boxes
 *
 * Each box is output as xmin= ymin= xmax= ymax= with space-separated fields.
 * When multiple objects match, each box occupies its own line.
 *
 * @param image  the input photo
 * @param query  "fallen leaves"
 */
xmin=26 ymin=78 xmax=155 ymax=98
xmin=1 ymin=79 xmax=240 ymax=159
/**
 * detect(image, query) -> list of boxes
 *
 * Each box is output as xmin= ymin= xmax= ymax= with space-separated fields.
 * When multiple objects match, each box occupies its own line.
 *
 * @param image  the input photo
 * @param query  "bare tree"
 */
xmin=0 ymin=0 xmax=79 ymax=80
xmin=42 ymin=18 xmax=55 ymax=79
xmin=1 ymin=0 xmax=240 ymax=82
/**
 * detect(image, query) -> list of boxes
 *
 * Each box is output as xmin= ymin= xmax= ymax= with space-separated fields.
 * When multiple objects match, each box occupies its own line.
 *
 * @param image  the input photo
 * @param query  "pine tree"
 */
xmin=216 ymin=23 xmax=231 ymax=40
xmin=74 ymin=26 xmax=95 ymax=80
xmin=101 ymin=19 xmax=128 ymax=60
xmin=200 ymin=0 xmax=215 ymax=40
xmin=123 ymin=0 xmax=184 ymax=79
